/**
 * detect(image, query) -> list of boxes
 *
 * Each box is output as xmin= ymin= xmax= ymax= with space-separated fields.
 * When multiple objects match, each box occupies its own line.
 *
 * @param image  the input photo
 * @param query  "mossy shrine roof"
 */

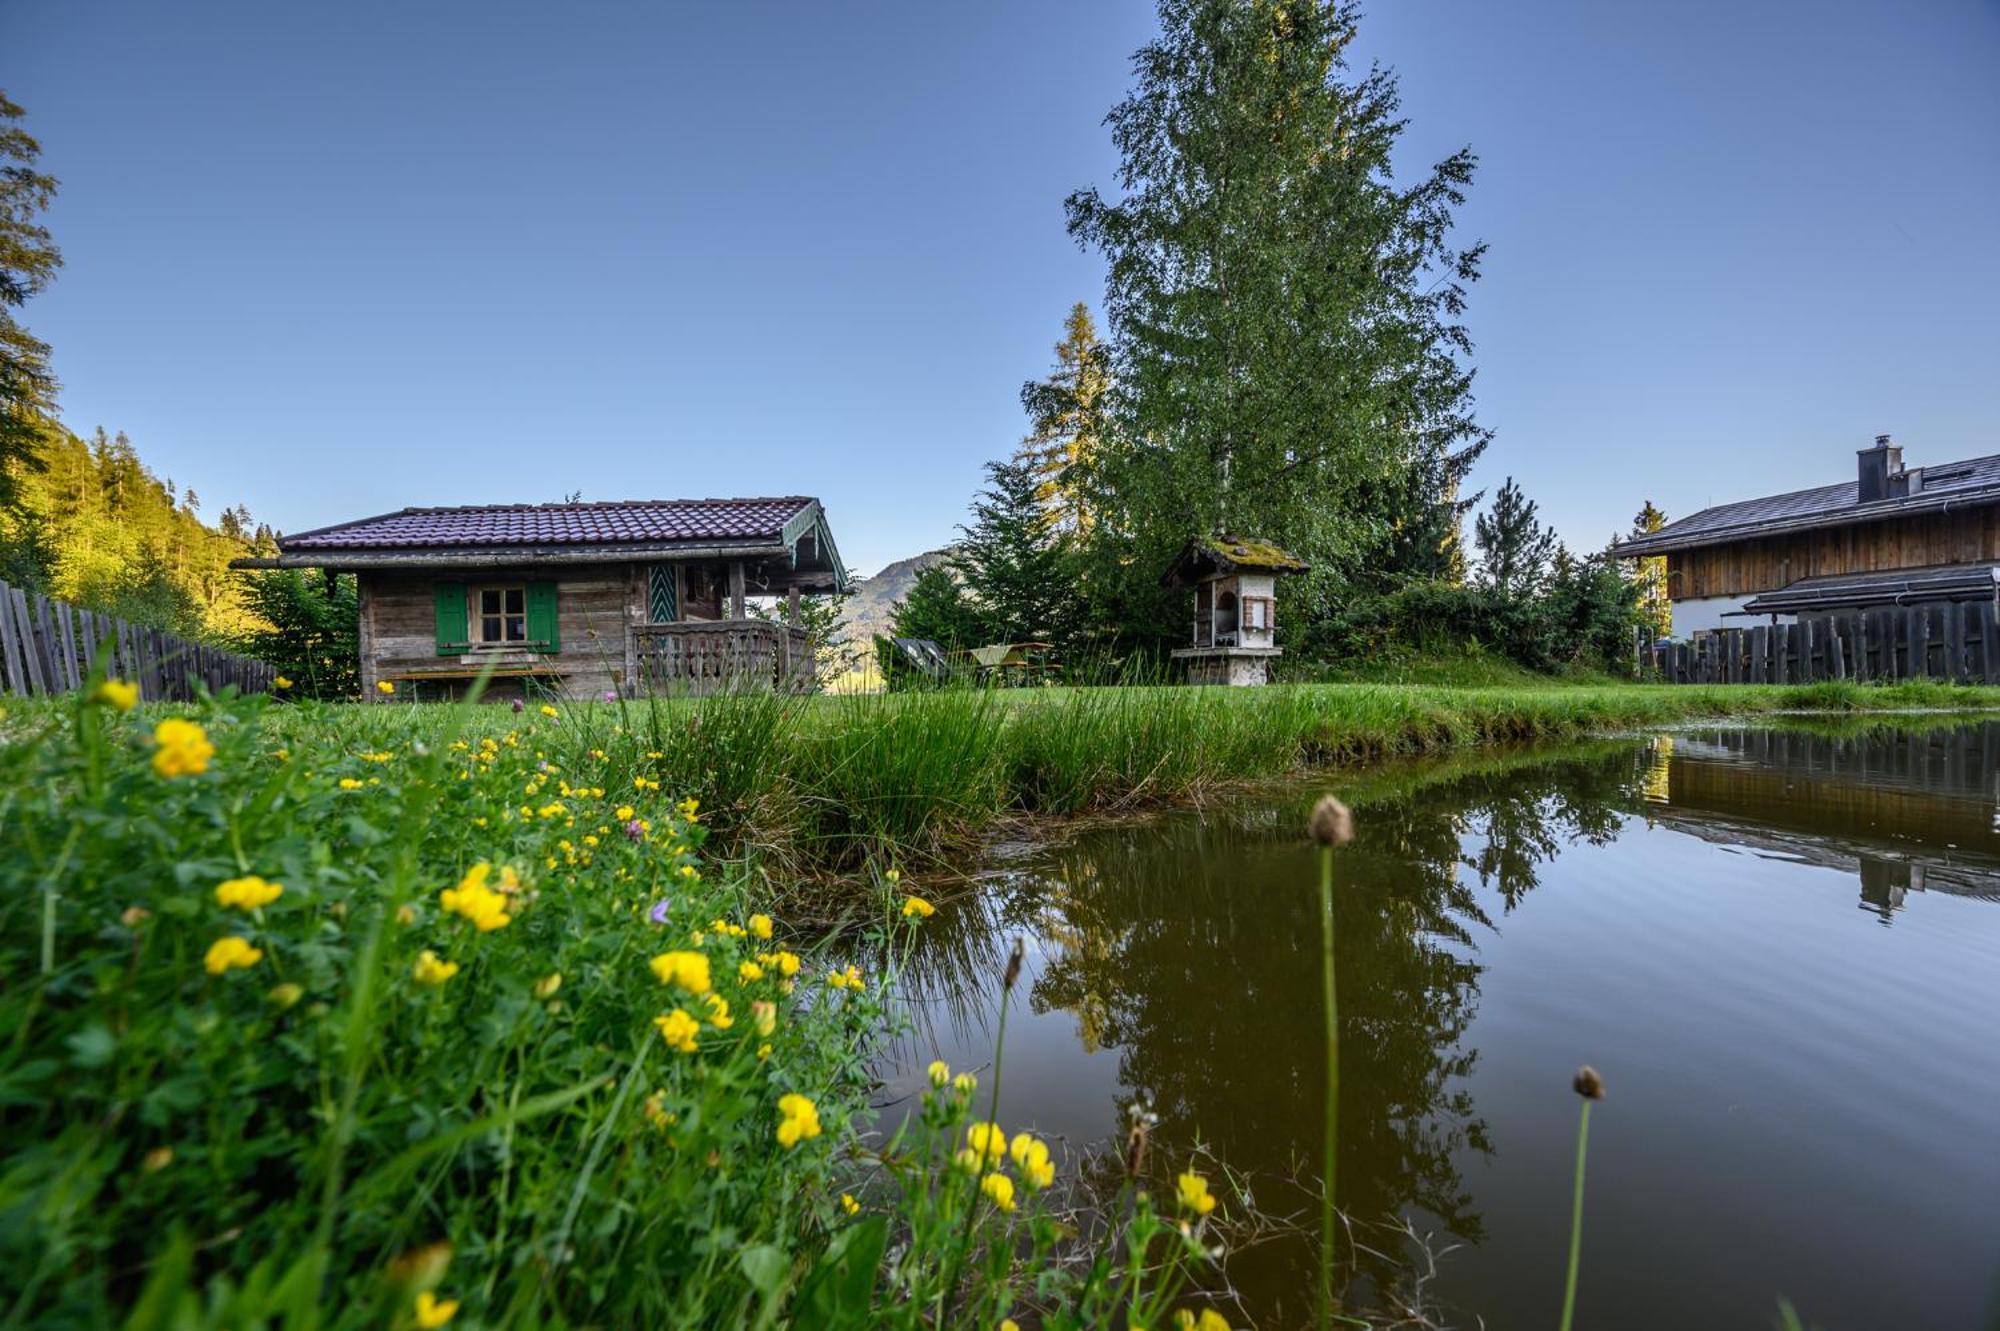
xmin=1162 ymin=534 xmax=1310 ymax=587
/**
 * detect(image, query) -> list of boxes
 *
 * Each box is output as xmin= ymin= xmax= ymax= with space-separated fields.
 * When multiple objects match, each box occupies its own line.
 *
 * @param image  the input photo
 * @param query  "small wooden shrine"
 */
xmin=1162 ymin=535 xmax=1308 ymax=686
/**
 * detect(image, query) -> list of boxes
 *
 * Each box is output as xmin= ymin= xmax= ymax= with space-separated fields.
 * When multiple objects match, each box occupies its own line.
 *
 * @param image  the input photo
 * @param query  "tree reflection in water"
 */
xmin=877 ymin=743 xmax=1658 ymax=1324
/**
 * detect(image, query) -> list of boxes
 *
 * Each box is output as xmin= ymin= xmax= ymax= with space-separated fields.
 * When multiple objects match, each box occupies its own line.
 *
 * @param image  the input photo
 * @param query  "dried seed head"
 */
xmin=1003 ymin=937 xmax=1026 ymax=992
xmin=1124 ymin=1114 xmax=1151 ymax=1179
xmin=1309 ymin=796 xmax=1353 ymax=847
xmin=1572 ymin=1065 xmax=1605 ymax=1100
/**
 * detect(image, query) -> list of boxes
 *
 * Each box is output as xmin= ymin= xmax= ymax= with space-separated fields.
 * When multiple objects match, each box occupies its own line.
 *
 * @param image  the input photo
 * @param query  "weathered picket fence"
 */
xmin=0 ymin=578 xmax=275 ymax=702
xmin=1644 ymin=601 xmax=2000 ymax=685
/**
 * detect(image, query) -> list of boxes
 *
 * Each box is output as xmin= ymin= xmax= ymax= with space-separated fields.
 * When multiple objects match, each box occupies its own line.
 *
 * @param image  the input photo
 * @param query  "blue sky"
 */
xmin=6 ymin=0 xmax=1998 ymax=577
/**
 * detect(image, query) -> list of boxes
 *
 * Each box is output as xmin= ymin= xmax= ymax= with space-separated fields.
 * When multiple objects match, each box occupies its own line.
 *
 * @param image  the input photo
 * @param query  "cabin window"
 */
xmin=474 ymin=585 xmax=529 ymax=645
xmin=1241 ymin=597 xmax=1273 ymax=631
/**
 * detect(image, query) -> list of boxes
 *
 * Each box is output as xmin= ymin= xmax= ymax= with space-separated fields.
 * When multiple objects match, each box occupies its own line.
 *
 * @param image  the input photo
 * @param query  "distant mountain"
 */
xmin=838 ymin=548 xmax=954 ymax=647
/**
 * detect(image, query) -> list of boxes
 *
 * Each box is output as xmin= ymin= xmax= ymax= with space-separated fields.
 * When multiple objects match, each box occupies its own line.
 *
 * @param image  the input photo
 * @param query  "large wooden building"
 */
xmin=238 ymin=497 xmax=847 ymax=699
xmin=1618 ymin=436 xmax=2000 ymax=635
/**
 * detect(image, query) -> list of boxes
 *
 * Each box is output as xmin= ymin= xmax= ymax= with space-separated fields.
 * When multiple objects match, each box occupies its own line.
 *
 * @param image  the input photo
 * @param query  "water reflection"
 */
xmin=1643 ymin=725 xmax=2000 ymax=922
xmin=878 ymin=720 xmax=2000 ymax=1328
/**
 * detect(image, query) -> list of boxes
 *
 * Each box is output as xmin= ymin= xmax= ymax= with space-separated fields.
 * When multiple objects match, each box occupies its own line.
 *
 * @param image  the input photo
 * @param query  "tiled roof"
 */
xmin=1618 ymin=452 xmax=2000 ymax=557
xmin=282 ymin=497 xmax=816 ymax=552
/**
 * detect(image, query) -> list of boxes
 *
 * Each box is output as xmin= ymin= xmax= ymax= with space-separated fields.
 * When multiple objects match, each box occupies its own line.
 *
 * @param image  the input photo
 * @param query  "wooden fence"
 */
xmin=1644 ymin=601 xmax=2000 ymax=685
xmin=0 ymin=578 xmax=276 ymax=702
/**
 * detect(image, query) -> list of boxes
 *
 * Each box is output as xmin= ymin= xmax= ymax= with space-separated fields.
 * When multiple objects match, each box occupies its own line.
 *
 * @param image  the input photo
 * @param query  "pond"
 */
xmin=877 ymin=720 xmax=2000 ymax=1329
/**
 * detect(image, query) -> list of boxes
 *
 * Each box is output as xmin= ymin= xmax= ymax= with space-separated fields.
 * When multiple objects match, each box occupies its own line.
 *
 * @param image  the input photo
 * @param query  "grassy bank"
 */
xmin=427 ymin=679 xmax=2000 ymax=882
xmin=4 ymin=680 xmax=1968 ymax=1325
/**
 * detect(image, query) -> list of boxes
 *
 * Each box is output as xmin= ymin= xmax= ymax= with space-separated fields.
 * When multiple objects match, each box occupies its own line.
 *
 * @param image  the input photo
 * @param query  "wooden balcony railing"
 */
xmin=631 ymin=620 xmax=815 ymax=694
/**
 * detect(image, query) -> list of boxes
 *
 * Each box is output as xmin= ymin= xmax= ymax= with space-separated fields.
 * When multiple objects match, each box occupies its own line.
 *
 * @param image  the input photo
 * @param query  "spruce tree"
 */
xmin=1065 ymin=0 xmax=1488 ymax=634
xmin=954 ymin=458 xmax=1076 ymax=647
xmin=1016 ymin=303 xmax=1109 ymax=540
xmin=0 ymin=92 xmax=62 ymax=511
xmin=888 ymin=565 xmax=988 ymax=651
xmin=1473 ymin=477 xmax=1556 ymax=599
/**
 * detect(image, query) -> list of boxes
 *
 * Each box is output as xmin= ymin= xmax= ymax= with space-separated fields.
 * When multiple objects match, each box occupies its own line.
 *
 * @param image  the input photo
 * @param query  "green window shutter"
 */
xmin=434 ymin=582 xmax=468 ymax=655
xmin=649 ymin=564 xmax=678 ymax=623
xmin=526 ymin=581 xmax=560 ymax=653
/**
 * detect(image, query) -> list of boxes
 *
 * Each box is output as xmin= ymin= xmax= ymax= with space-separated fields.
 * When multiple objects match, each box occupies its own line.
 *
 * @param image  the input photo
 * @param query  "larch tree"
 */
xmin=1065 ymin=0 xmax=1488 ymax=640
xmin=1627 ymin=501 xmax=1671 ymax=639
xmin=0 ymin=91 xmax=62 ymax=512
xmin=1016 ymin=302 xmax=1110 ymax=541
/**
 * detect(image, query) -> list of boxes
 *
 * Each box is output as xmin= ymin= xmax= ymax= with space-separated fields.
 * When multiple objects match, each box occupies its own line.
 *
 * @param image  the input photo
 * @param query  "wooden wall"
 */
xmin=359 ymin=564 xmax=643 ymax=701
xmin=1667 ymin=506 xmax=2000 ymax=599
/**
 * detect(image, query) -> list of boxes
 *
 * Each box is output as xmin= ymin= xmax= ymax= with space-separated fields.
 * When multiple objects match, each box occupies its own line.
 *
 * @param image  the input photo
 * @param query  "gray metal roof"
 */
xmin=1617 ymin=451 xmax=2000 ymax=557
xmin=1738 ymin=561 xmax=2000 ymax=615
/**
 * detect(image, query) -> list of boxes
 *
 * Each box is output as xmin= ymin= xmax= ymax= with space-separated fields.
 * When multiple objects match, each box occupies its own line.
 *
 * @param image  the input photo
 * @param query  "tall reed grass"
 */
xmin=482 ymin=678 xmax=2000 ymax=887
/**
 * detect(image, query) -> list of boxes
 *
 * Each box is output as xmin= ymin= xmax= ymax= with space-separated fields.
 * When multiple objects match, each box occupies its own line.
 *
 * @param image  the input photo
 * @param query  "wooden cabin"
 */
xmin=236 ymin=497 xmax=847 ymax=700
xmin=1162 ymin=535 xmax=1308 ymax=685
xmin=1617 ymin=436 xmax=2000 ymax=635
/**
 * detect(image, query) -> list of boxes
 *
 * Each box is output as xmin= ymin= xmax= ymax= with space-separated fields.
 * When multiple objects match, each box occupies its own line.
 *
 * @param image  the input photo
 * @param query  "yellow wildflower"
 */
xmin=439 ymin=863 xmax=513 ymax=932
xmin=1002 ymin=1322 xmax=1021 ymax=1331
xmin=840 ymin=1192 xmax=860 ymax=1215
xmin=396 ymin=903 xmax=417 ymax=925
xmin=654 ymin=1008 xmax=700 ymax=1053
xmin=539 ymin=704 xmax=558 ymax=717
xmin=775 ymin=1093 xmax=821 ymax=1149
xmin=214 ymin=875 xmax=283 ymax=911
xmin=377 ymin=680 xmax=395 ymax=695
xmin=142 ymin=1146 xmax=174 ymax=1173
xmin=412 ymin=950 xmax=460 ymax=986
xmin=826 ymin=965 xmax=863 ymax=991
xmin=748 ymin=912 xmax=774 ymax=940
xmin=757 ymin=1042 xmax=772 ymax=1061
xmin=980 ymin=1172 xmax=1017 ymax=1212
xmin=927 ymin=1060 xmax=950 ymax=1087
xmin=756 ymin=950 xmax=801 ymax=978
xmin=413 ymin=1291 xmax=459 ymax=1327
xmin=953 ymin=1071 xmax=978 ymax=1094
xmin=900 ymin=895 xmax=936 ymax=920
xmin=649 ymin=950 xmax=712 ymax=994
xmin=1011 ymin=1132 xmax=1054 ymax=1190
xmin=273 ymin=675 xmax=293 ymax=690
xmin=615 ymin=804 xmax=635 ymax=820
xmin=1175 ymin=1169 xmax=1218 ymax=1216
xmin=966 ymin=1121 xmax=1006 ymax=1163
xmin=93 ymin=678 xmax=139 ymax=710
xmin=203 ymin=936 xmax=262 ymax=975
xmin=677 ymin=796 xmax=700 ymax=821
xmin=267 ymin=982 xmax=305 ymax=1009
xmin=885 ymin=867 xmax=901 ymax=885
xmin=339 ymin=778 xmax=364 ymax=790
xmin=703 ymin=993 xmax=734 ymax=1029
xmin=535 ymin=972 xmax=563 ymax=998
xmin=150 ymin=718 xmax=214 ymax=778
xmin=738 ymin=960 xmax=765 ymax=983
xmin=750 ymin=999 xmax=776 ymax=1037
